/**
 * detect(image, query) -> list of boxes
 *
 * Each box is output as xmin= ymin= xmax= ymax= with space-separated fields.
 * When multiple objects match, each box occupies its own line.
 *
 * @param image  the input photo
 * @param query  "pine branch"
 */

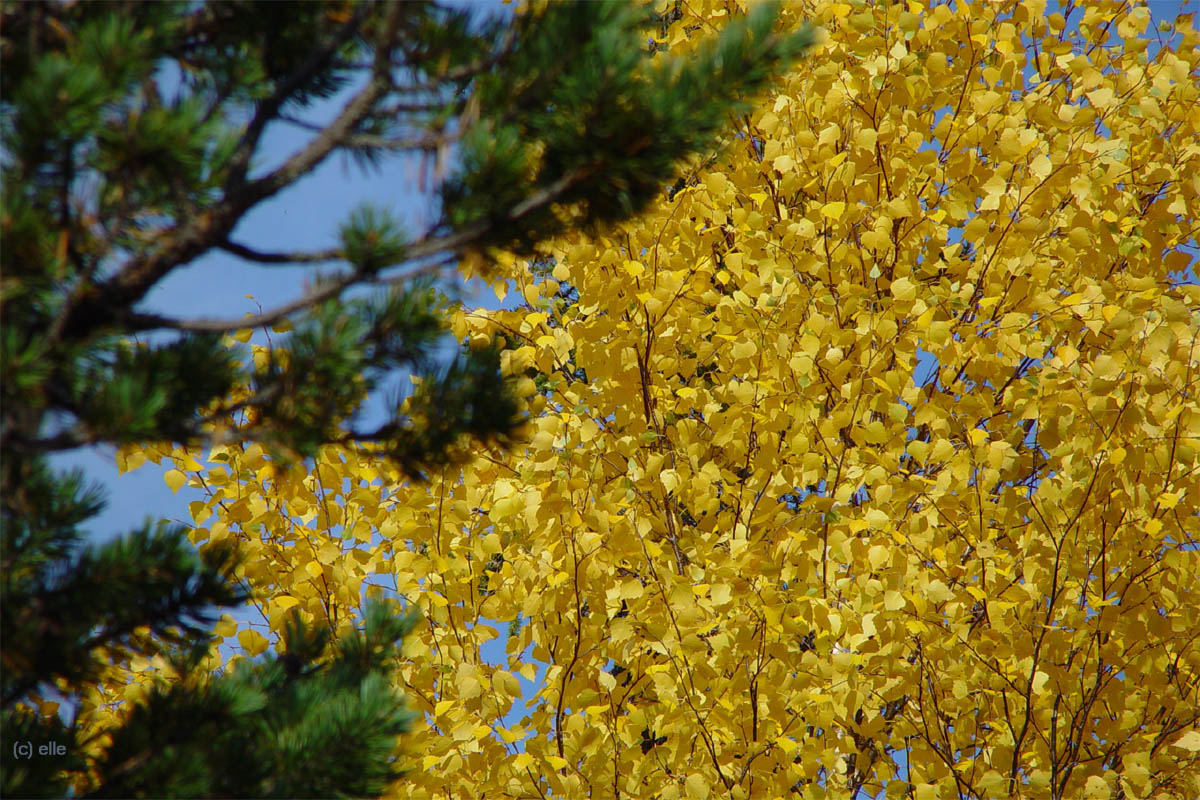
xmin=121 ymin=167 xmax=590 ymax=336
xmin=47 ymin=2 xmax=404 ymax=346
xmin=218 ymin=240 xmax=342 ymax=265
xmin=223 ymin=2 xmax=374 ymax=190
xmin=344 ymin=130 xmax=461 ymax=151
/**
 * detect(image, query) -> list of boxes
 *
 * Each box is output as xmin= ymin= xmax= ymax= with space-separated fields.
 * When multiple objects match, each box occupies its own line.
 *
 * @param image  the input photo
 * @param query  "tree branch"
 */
xmin=218 ymin=240 xmax=342 ymax=264
xmin=57 ymin=0 xmax=595 ymax=344
xmin=125 ymin=255 xmax=456 ymax=335
xmin=125 ymin=269 xmax=368 ymax=334
xmin=224 ymin=2 xmax=374 ymax=191
xmin=5 ymin=426 xmax=99 ymax=454
xmin=223 ymin=0 xmax=406 ymax=212
xmin=276 ymin=113 xmax=332 ymax=133
xmin=48 ymin=1 xmax=407 ymax=345
xmin=164 ymin=165 xmax=596 ymax=334
xmin=345 ymin=130 xmax=460 ymax=152
xmin=376 ymin=97 xmax=460 ymax=116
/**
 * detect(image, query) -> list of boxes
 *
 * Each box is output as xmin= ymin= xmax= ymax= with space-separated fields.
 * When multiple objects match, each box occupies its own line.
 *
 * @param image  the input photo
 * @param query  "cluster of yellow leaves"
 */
xmin=62 ymin=614 xmax=198 ymax=792
xmin=116 ymin=1 xmax=1200 ymax=798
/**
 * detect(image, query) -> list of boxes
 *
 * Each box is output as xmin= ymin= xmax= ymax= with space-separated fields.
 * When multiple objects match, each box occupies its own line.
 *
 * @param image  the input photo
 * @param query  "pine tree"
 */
xmin=0 ymin=1 xmax=812 ymax=796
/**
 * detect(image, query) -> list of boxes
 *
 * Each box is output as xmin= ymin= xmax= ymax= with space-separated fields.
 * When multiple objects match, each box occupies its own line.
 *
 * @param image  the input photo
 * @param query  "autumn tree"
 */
xmin=130 ymin=0 xmax=1200 ymax=799
xmin=0 ymin=0 xmax=815 ymax=795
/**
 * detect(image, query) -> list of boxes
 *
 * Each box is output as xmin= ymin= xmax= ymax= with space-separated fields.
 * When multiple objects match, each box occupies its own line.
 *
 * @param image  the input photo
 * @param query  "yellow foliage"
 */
xmin=125 ymin=1 xmax=1200 ymax=798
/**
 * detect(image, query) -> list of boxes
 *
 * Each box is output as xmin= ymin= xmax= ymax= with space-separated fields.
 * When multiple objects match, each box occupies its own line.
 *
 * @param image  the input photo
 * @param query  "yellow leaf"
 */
xmin=237 ymin=629 xmax=269 ymax=657
xmin=1156 ymin=492 xmax=1181 ymax=509
xmin=820 ymin=201 xmax=846 ymax=219
xmin=731 ymin=339 xmax=756 ymax=360
xmin=972 ymin=91 xmax=1004 ymax=115
xmin=1083 ymin=775 xmax=1111 ymax=799
xmin=1086 ymin=87 xmax=1115 ymax=110
xmin=275 ymin=595 xmax=300 ymax=611
xmin=435 ymin=700 xmax=454 ymax=717
xmin=1171 ymin=730 xmax=1200 ymax=751
xmin=776 ymin=735 xmax=800 ymax=755
xmin=498 ymin=727 xmax=525 ymax=744
xmin=979 ymin=187 xmax=1003 ymax=212
xmin=705 ymin=173 xmax=728 ymax=197
xmin=116 ymin=447 xmax=147 ymax=474
xmin=513 ymin=753 xmax=534 ymax=770
xmin=493 ymin=670 xmax=521 ymax=697
xmin=849 ymin=12 xmax=875 ymax=32
xmin=188 ymin=500 xmax=211 ymax=525
xmin=685 ymin=773 xmax=710 ymax=799
xmin=457 ymin=668 xmax=482 ymax=700
xmin=214 ymin=614 xmax=238 ymax=638
xmin=1030 ymin=153 xmax=1052 ymax=180
xmin=164 ymin=469 xmax=187 ymax=494
xmin=317 ymin=541 xmax=340 ymax=564
xmin=890 ymin=277 xmax=917 ymax=302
